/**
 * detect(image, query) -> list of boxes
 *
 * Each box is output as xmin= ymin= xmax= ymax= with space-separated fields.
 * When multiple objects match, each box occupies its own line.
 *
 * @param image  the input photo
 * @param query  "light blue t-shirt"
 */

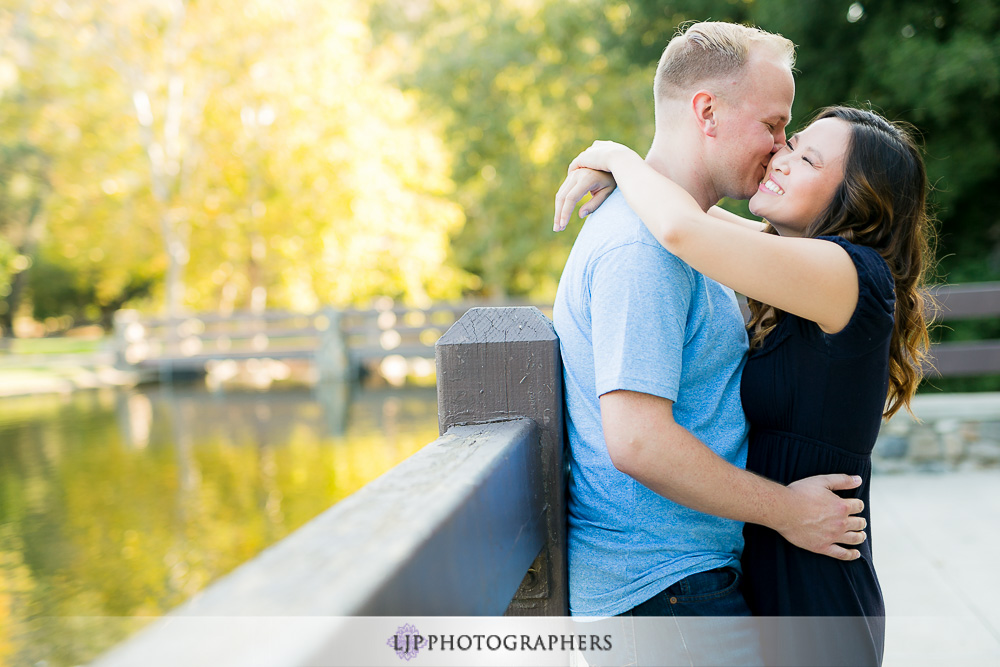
xmin=553 ymin=190 xmax=751 ymax=617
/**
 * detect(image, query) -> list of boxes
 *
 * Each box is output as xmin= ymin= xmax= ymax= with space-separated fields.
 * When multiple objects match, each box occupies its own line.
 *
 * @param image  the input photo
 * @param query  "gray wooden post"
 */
xmin=316 ymin=306 xmax=348 ymax=382
xmin=435 ymin=306 xmax=567 ymax=615
xmin=112 ymin=309 xmax=141 ymax=371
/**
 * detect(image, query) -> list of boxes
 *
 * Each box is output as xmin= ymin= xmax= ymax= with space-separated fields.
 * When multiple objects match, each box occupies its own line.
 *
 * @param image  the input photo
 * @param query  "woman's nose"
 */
xmin=771 ymin=152 xmax=791 ymax=173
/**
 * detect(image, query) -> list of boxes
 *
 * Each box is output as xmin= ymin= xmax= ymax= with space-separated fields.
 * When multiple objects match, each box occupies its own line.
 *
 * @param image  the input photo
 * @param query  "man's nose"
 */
xmin=771 ymin=131 xmax=786 ymax=154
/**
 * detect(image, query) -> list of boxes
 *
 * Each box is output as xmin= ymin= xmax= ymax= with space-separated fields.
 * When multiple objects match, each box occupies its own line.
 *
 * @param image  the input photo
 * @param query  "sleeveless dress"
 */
xmin=740 ymin=236 xmax=893 ymax=666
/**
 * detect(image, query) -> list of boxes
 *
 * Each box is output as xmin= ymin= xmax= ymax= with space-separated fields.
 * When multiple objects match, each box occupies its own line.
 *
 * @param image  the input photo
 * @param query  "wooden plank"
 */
xmin=342 ymin=324 xmax=454 ymax=336
xmin=92 ymin=420 xmax=545 ymax=666
xmin=0 ymin=351 xmax=116 ymax=368
xmin=739 ymin=284 xmax=1000 ymax=324
xmin=139 ymin=310 xmax=317 ymax=327
xmin=135 ymin=349 xmax=317 ymax=369
xmin=925 ymin=341 xmax=1000 ymax=377
xmin=927 ymin=282 xmax=1000 ymax=320
xmin=349 ymin=345 xmax=433 ymax=362
xmin=436 ymin=306 xmax=567 ymax=616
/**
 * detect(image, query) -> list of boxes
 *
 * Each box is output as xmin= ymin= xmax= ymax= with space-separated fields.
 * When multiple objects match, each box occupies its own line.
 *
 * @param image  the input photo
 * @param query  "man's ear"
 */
xmin=691 ymin=90 xmax=719 ymax=138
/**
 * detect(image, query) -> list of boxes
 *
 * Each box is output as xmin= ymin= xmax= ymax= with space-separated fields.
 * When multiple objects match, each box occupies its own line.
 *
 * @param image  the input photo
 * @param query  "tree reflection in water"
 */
xmin=0 ymin=382 xmax=438 ymax=667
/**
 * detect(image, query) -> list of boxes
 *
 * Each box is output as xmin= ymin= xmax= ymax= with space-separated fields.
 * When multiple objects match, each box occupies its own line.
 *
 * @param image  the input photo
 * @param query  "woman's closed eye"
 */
xmin=787 ymin=139 xmax=818 ymax=167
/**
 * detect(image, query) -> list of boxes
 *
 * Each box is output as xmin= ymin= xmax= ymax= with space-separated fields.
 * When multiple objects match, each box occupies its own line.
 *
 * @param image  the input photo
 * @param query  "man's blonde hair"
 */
xmin=654 ymin=21 xmax=795 ymax=105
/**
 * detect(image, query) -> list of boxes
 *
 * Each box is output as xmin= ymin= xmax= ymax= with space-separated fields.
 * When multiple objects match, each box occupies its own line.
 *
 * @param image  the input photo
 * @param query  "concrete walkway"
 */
xmin=872 ymin=470 xmax=1000 ymax=666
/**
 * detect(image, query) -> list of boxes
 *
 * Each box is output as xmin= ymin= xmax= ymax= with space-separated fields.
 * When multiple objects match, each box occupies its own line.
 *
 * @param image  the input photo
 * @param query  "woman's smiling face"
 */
xmin=748 ymin=116 xmax=852 ymax=237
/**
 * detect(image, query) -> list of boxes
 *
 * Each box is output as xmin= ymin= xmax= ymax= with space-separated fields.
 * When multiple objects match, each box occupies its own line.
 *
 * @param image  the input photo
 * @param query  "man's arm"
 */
xmin=601 ymin=390 xmax=867 ymax=561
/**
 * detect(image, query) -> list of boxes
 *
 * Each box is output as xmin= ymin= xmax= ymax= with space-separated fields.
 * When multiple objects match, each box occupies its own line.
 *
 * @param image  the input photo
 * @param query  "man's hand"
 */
xmin=776 ymin=474 xmax=867 ymax=561
xmin=601 ymin=391 xmax=871 ymax=563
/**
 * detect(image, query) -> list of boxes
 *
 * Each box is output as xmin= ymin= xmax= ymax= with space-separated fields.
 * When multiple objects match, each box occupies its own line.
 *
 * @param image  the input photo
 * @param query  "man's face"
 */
xmin=713 ymin=53 xmax=795 ymax=200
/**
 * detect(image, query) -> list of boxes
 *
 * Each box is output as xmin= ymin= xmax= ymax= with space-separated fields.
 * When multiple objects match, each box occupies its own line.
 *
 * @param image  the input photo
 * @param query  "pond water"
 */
xmin=0 ymin=382 xmax=439 ymax=667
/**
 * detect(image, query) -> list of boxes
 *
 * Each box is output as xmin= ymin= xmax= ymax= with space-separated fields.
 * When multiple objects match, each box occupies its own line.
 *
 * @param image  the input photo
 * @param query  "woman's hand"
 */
xmin=568 ymin=140 xmax=639 ymax=173
xmin=553 ymin=141 xmax=641 ymax=232
xmin=553 ymin=168 xmax=616 ymax=232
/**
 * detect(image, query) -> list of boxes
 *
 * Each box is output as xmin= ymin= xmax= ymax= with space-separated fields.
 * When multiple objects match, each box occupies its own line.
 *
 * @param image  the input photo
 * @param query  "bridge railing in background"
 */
xmin=874 ymin=281 xmax=1000 ymax=471
xmin=9 ymin=282 xmax=999 ymax=382
xmin=93 ymin=306 xmax=566 ymax=666
xmin=924 ymin=281 xmax=1000 ymax=377
xmin=111 ymin=301 xmax=553 ymax=382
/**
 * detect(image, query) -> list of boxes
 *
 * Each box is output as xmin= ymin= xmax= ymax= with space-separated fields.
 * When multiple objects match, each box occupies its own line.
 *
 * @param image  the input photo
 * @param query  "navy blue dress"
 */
xmin=740 ymin=236 xmax=892 ymax=666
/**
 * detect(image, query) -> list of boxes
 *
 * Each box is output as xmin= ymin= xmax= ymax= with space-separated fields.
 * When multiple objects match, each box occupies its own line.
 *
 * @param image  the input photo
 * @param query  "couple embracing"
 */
xmin=551 ymin=21 xmax=932 ymax=667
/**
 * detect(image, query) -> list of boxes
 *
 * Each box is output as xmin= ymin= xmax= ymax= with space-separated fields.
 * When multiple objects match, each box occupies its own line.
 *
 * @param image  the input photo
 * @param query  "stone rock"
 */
xmin=978 ymin=421 xmax=1000 ymax=442
xmin=968 ymin=440 xmax=1000 ymax=466
xmin=941 ymin=432 xmax=965 ymax=463
xmin=881 ymin=415 xmax=913 ymax=437
xmin=909 ymin=427 xmax=942 ymax=463
xmin=874 ymin=435 xmax=909 ymax=460
xmin=935 ymin=418 xmax=960 ymax=435
xmin=960 ymin=422 xmax=980 ymax=442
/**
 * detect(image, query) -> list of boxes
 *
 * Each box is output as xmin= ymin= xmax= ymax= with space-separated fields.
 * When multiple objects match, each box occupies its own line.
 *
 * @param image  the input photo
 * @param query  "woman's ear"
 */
xmin=692 ymin=90 xmax=719 ymax=137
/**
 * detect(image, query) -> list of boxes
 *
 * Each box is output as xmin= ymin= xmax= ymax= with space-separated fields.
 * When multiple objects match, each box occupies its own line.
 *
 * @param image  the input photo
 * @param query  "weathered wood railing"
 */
xmin=94 ymin=306 xmax=566 ymax=666
xmin=732 ymin=281 xmax=1000 ymax=378
xmin=924 ymin=281 xmax=1000 ymax=376
xmin=85 ymin=283 xmax=1000 ymax=663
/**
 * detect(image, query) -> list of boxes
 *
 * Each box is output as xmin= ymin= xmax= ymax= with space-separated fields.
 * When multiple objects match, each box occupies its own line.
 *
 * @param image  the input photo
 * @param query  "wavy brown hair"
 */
xmin=747 ymin=106 xmax=936 ymax=419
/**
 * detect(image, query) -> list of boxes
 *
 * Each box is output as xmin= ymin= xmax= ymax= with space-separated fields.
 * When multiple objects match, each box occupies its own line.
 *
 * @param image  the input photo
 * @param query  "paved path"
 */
xmin=873 ymin=470 xmax=1000 ymax=666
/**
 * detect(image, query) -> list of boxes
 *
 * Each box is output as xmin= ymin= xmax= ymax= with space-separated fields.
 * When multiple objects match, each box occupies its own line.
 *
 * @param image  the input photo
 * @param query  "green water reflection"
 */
xmin=0 ymin=383 xmax=438 ymax=667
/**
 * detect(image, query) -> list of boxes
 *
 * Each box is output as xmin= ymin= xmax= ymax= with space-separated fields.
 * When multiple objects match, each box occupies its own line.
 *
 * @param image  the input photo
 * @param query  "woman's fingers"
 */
xmin=554 ymin=171 xmax=591 ymax=231
xmin=554 ymin=171 xmax=578 ymax=231
xmin=554 ymin=168 xmax=618 ymax=231
xmin=582 ymin=187 xmax=613 ymax=217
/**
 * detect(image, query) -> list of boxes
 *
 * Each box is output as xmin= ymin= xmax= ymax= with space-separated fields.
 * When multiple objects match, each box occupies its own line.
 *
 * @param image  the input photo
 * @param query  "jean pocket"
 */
xmin=670 ymin=566 xmax=741 ymax=603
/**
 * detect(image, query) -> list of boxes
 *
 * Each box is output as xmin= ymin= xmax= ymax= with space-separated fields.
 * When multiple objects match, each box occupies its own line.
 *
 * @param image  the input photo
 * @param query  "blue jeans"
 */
xmin=582 ymin=567 xmax=764 ymax=667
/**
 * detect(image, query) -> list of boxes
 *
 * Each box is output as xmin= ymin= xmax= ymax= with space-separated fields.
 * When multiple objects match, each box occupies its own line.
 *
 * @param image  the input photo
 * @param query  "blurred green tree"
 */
xmin=748 ymin=0 xmax=1000 ymax=284
xmin=1 ymin=0 xmax=997 ymax=324
xmin=372 ymin=0 xmax=656 ymax=297
xmin=376 ymin=0 xmax=999 ymax=299
xmin=0 ymin=0 xmax=472 ymax=332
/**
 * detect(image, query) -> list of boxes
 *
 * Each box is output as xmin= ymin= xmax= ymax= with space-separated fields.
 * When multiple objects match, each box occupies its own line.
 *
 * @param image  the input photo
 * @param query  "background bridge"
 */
xmin=104 ymin=282 xmax=1000 ymax=383
xmin=111 ymin=301 xmax=553 ymax=382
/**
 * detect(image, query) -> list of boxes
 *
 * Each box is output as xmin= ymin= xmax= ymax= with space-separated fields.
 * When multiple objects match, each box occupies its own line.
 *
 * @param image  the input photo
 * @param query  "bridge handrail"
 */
xmin=93 ymin=306 xmax=567 ymax=666
xmin=926 ymin=281 xmax=1000 ymax=319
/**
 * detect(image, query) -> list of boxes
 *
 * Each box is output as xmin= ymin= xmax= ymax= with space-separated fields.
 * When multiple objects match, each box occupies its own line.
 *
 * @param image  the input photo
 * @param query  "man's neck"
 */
xmin=644 ymin=133 xmax=719 ymax=212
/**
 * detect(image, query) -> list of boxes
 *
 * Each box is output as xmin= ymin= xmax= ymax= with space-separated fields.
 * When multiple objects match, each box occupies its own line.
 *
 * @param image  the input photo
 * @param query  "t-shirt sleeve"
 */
xmin=818 ymin=235 xmax=895 ymax=351
xmin=589 ymin=241 xmax=693 ymax=401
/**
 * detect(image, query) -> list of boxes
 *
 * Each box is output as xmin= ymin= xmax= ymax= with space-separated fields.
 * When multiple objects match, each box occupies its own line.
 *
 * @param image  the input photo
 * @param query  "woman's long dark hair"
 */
xmin=747 ymin=106 xmax=936 ymax=419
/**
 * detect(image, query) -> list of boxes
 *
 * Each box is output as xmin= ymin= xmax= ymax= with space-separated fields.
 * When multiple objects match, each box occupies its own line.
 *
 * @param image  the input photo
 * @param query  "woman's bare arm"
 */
xmin=555 ymin=141 xmax=859 ymax=334
xmin=708 ymin=205 xmax=767 ymax=232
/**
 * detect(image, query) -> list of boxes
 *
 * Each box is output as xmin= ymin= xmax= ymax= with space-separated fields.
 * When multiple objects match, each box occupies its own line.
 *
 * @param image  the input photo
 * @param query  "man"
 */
xmin=553 ymin=21 xmax=865 ymax=664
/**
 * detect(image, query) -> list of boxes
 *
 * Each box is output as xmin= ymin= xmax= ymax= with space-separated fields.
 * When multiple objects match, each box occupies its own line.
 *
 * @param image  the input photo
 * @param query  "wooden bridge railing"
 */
xmin=732 ymin=281 xmax=1000 ymax=378
xmin=30 ymin=282 xmax=1000 ymax=383
xmin=94 ymin=306 xmax=566 ymax=666
xmin=924 ymin=282 xmax=1000 ymax=377
xmin=111 ymin=301 xmax=553 ymax=380
xmin=84 ymin=283 xmax=1000 ymax=664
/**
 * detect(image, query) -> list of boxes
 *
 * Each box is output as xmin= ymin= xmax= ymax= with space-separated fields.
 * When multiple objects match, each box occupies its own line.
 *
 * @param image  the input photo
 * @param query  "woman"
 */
xmin=553 ymin=106 xmax=934 ymax=666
